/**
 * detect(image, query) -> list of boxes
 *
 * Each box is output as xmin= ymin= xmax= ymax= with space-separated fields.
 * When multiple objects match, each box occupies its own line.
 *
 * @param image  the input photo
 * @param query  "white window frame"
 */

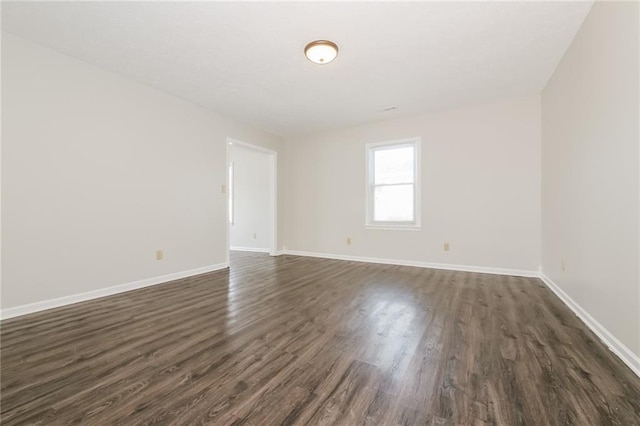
xmin=365 ymin=137 xmax=421 ymax=230
xmin=228 ymin=161 xmax=234 ymax=225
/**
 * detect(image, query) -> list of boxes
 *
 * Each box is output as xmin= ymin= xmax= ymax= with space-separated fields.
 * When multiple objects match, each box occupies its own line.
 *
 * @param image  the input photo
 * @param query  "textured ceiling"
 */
xmin=2 ymin=1 xmax=593 ymax=137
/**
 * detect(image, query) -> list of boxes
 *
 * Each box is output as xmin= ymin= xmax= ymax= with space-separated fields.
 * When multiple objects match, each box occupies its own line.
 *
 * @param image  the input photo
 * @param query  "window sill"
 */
xmin=365 ymin=224 xmax=422 ymax=231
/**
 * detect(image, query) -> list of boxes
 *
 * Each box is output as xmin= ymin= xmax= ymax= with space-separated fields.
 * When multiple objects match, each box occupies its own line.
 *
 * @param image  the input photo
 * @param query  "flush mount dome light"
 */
xmin=304 ymin=40 xmax=338 ymax=64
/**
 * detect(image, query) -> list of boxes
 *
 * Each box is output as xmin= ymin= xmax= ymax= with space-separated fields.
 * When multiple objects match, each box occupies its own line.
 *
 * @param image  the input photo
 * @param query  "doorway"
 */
xmin=226 ymin=138 xmax=277 ymax=260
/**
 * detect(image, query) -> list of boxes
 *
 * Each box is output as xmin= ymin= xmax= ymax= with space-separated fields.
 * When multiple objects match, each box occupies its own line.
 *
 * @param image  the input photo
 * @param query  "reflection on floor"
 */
xmin=2 ymin=251 xmax=640 ymax=424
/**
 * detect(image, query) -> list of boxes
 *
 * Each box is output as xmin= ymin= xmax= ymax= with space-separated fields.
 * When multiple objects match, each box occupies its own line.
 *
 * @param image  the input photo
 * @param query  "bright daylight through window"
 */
xmin=366 ymin=138 xmax=420 ymax=229
xmin=228 ymin=162 xmax=234 ymax=224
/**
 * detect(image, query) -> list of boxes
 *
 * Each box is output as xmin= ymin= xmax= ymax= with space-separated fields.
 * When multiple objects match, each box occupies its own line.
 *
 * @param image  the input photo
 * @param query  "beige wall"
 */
xmin=283 ymin=95 xmax=542 ymax=272
xmin=1 ymin=34 xmax=283 ymax=309
xmin=541 ymin=2 xmax=639 ymax=356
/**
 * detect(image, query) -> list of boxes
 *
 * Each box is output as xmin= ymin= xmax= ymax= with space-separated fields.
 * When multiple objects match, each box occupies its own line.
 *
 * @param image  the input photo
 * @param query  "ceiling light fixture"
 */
xmin=304 ymin=40 xmax=339 ymax=65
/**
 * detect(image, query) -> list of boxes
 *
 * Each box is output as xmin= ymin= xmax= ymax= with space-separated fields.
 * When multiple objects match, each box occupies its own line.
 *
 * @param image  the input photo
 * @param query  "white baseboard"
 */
xmin=230 ymin=246 xmax=270 ymax=253
xmin=281 ymin=250 xmax=539 ymax=278
xmin=539 ymin=273 xmax=640 ymax=377
xmin=0 ymin=262 xmax=229 ymax=321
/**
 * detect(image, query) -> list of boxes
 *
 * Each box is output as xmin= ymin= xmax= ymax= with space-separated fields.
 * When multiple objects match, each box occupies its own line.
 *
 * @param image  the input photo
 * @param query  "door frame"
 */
xmin=226 ymin=138 xmax=278 ymax=260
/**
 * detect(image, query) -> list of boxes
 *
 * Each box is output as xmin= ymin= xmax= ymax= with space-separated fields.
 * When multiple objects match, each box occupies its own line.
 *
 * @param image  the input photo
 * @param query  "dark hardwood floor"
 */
xmin=2 ymin=252 xmax=640 ymax=425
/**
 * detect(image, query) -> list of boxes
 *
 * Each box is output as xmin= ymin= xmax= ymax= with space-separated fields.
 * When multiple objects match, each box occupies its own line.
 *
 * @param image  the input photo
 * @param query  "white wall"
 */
xmin=229 ymin=145 xmax=271 ymax=251
xmin=541 ymin=2 xmax=640 ymax=357
xmin=1 ymin=34 xmax=283 ymax=309
xmin=283 ymin=95 xmax=541 ymax=272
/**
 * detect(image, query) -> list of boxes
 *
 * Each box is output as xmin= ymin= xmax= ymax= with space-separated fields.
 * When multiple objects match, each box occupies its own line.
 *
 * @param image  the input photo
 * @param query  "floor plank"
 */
xmin=2 ymin=252 xmax=639 ymax=425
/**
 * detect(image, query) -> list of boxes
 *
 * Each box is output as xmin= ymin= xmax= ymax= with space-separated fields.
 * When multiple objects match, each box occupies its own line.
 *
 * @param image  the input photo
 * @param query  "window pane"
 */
xmin=374 ymin=146 xmax=414 ymax=184
xmin=228 ymin=163 xmax=234 ymax=224
xmin=374 ymin=184 xmax=414 ymax=222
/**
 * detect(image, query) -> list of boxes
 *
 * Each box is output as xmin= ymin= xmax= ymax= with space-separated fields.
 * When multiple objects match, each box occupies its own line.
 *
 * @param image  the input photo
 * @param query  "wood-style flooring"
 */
xmin=2 ymin=252 xmax=640 ymax=425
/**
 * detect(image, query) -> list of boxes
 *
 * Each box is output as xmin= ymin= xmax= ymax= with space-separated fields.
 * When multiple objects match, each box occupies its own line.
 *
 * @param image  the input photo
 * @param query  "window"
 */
xmin=228 ymin=162 xmax=234 ymax=224
xmin=366 ymin=138 xmax=420 ymax=229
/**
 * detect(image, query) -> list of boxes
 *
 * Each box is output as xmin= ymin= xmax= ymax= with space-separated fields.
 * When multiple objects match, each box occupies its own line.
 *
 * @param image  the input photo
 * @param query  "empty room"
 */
xmin=1 ymin=1 xmax=639 ymax=424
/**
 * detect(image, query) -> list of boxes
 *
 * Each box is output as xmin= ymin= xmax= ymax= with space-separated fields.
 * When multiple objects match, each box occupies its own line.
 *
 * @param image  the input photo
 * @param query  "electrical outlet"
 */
xmin=346 ymin=237 xmax=352 ymax=245
xmin=444 ymin=242 xmax=450 ymax=251
xmin=221 ymin=184 xmax=226 ymax=194
xmin=561 ymin=259 xmax=566 ymax=272
xmin=253 ymin=233 xmax=257 ymax=239
xmin=156 ymin=250 xmax=163 ymax=261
